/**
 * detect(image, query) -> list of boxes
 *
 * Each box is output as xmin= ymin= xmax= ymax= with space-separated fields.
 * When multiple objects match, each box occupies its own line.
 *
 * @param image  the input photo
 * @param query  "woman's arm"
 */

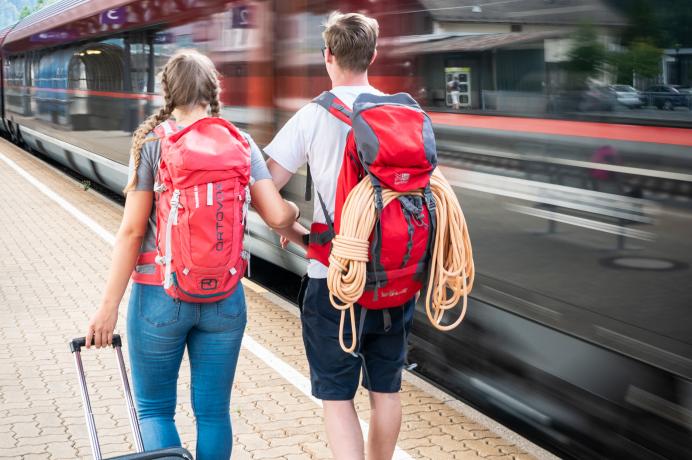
xmin=250 ymin=179 xmax=299 ymax=229
xmin=85 ymin=191 xmax=152 ymax=348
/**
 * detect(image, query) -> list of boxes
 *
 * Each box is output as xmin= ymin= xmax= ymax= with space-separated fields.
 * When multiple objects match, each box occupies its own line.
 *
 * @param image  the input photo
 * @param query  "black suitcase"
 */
xmin=69 ymin=335 xmax=194 ymax=460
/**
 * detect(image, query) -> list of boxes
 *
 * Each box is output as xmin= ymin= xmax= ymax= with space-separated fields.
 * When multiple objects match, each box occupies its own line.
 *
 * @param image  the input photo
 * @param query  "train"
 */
xmin=1 ymin=1 xmax=691 ymax=459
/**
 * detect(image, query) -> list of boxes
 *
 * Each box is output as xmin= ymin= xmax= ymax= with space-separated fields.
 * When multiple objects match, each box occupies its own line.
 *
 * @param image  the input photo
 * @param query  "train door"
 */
xmin=68 ymin=44 xmax=124 ymax=130
xmin=445 ymin=67 xmax=471 ymax=108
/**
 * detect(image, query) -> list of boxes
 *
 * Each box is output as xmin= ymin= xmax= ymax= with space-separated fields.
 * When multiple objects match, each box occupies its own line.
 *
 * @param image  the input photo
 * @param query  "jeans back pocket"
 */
xmin=216 ymin=284 xmax=247 ymax=319
xmin=138 ymin=284 xmax=181 ymax=327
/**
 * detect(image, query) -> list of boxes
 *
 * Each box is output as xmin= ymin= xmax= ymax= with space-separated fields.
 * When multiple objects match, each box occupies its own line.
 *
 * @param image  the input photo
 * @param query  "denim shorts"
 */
xmin=300 ymin=277 xmax=414 ymax=400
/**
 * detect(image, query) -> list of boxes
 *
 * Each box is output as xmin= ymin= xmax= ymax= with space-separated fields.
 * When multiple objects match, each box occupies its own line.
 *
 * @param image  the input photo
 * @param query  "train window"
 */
xmin=6 ymin=56 xmax=26 ymax=86
xmin=127 ymin=32 xmax=152 ymax=93
xmin=68 ymin=44 xmax=124 ymax=92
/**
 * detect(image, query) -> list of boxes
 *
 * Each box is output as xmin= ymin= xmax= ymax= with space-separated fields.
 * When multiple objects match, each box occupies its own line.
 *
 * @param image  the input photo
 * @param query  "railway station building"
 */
xmin=383 ymin=0 xmax=627 ymax=113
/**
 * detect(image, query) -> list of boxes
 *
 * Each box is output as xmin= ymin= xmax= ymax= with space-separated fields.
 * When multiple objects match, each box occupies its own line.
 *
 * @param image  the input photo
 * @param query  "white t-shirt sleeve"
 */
xmin=264 ymin=104 xmax=317 ymax=174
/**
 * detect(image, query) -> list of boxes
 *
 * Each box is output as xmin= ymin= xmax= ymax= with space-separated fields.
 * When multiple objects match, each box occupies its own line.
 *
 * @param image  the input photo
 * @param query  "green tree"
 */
xmin=18 ymin=5 xmax=31 ymax=19
xmin=565 ymin=24 xmax=607 ymax=89
xmin=610 ymin=40 xmax=662 ymax=85
xmin=606 ymin=0 xmax=692 ymax=48
xmin=567 ymin=24 xmax=607 ymax=74
xmin=630 ymin=41 xmax=662 ymax=79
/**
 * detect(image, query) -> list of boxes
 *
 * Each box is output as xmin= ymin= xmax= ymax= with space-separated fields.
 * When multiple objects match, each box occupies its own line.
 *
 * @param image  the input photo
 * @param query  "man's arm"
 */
xmin=266 ymin=158 xmax=294 ymax=191
xmin=276 ymin=221 xmax=309 ymax=252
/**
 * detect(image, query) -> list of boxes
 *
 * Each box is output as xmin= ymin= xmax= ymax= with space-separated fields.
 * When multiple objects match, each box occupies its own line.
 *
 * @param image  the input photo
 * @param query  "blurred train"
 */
xmin=1 ymin=1 xmax=691 ymax=458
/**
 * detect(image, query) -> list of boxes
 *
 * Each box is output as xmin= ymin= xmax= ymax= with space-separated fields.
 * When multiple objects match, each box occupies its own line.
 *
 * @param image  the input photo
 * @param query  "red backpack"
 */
xmin=132 ymin=117 xmax=251 ymax=302
xmin=307 ymin=92 xmax=437 ymax=309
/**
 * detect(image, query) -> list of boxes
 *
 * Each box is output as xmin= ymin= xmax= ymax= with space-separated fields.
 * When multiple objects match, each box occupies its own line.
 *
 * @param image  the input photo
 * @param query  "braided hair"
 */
xmin=123 ymin=49 xmax=222 ymax=193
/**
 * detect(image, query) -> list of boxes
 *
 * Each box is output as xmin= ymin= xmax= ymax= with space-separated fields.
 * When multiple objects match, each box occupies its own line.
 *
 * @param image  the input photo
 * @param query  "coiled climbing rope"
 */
xmin=327 ymin=168 xmax=475 ymax=353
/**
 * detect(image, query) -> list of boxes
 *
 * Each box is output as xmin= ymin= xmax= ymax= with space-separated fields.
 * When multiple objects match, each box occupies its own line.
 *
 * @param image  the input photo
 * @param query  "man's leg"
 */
xmin=360 ymin=300 xmax=416 ymax=459
xmin=324 ymin=400 xmax=364 ymax=460
xmin=367 ymin=391 xmax=402 ymax=460
xmin=300 ymin=277 xmax=363 ymax=459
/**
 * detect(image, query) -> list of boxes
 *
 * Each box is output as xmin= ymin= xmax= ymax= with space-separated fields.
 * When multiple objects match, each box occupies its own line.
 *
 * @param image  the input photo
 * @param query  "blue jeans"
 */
xmin=127 ymin=282 xmax=247 ymax=460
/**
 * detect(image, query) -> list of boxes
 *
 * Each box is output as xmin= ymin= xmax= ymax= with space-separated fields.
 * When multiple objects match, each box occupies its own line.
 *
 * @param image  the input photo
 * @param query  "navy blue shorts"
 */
xmin=300 ymin=277 xmax=415 ymax=400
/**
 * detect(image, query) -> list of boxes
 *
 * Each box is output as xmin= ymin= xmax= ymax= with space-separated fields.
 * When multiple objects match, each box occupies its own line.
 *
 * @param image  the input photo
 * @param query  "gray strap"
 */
xmin=357 ymin=308 xmax=368 ymax=348
xmin=370 ymin=184 xmax=386 ymax=299
xmin=316 ymin=190 xmax=335 ymax=240
xmin=305 ymin=164 xmax=313 ymax=201
xmin=399 ymin=196 xmax=423 ymax=269
xmin=306 ymin=190 xmax=334 ymax=245
xmin=160 ymin=121 xmax=174 ymax=136
xmin=418 ymin=184 xmax=438 ymax=284
xmin=352 ymin=308 xmax=372 ymax=388
xmin=309 ymin=230 xmax=334 ymax=245
xmin=312 ymin=91 xmax=353 ymax=122
xmin=383 ymin=309 xmax=392 ymax=333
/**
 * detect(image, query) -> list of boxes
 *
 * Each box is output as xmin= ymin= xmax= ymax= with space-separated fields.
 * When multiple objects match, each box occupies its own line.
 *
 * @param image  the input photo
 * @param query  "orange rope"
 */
xmin=327 ymin=168 xmax=475 ymax=353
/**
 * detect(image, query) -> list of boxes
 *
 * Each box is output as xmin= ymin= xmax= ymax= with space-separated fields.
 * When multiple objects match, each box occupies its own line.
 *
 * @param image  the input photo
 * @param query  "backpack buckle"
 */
xmin=170 ymin=189 xmax=181 ymax=206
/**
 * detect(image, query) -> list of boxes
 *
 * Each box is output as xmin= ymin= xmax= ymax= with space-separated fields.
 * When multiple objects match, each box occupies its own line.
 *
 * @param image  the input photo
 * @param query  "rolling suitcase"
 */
xmin=69 ymin=334 xmax=193 ymax=460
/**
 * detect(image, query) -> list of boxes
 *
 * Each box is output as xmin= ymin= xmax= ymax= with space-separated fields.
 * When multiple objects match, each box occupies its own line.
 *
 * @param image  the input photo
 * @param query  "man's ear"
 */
xmin=326 ymin=47 xmax=335 ymax=65
xmin=370 ymin=48 xmax=378 ymax=66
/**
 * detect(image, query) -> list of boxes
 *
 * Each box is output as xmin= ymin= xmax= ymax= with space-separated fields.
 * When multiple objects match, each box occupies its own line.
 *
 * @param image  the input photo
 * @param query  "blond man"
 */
xmin=265 ymin=11 xmax=412 ymax=460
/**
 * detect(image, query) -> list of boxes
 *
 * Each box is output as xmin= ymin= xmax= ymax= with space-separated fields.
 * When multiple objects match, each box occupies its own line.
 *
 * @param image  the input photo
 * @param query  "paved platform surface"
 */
xmin=0 ymin=139 xmax=552 ymax=459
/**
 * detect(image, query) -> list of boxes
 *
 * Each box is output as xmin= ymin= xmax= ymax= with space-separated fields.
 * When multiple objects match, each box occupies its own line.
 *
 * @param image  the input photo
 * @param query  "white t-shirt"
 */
xmin=265 ymin=85 xmax=383 ymax=278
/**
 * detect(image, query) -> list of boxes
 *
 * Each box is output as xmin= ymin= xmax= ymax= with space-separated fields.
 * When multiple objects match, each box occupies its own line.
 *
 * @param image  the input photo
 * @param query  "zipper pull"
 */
xmin=242 ymin=250 xmax=251 ymax=278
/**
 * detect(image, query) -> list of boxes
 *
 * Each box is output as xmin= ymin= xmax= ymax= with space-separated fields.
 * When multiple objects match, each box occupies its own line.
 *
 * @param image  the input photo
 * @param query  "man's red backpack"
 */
xmin=132 ymin=117 xmax=251 ymax=302
xmin=307 ymin=92 xmax=437 ymax=313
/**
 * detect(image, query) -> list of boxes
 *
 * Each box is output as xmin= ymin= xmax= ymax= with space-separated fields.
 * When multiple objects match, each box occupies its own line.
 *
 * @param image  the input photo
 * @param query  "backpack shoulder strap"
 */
xmin=303 ymin=92 xmax=353 ymax=202
xmin=153 ymin=119 xmax=178 ymax=138
xmin=312 ymin=91 xmax=353 ymax=126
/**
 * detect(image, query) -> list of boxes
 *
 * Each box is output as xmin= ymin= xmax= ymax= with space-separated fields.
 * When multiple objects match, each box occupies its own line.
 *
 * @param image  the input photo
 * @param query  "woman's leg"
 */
xmin=187 ymin=284 xmax=247 ymax=460
xmin=127 ymin=283 xmax=192 ymax=450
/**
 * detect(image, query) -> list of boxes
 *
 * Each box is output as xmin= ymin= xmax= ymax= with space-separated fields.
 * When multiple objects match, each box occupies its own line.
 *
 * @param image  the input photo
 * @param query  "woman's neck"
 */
xmin=172 ymin=105 xmax=209 ymax=126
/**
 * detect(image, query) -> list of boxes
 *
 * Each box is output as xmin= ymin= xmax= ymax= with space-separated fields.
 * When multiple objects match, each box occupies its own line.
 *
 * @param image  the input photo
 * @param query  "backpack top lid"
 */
xmin=161 ymin=117 xmax=251 ymax=188
xmin=351 ymin=93 xmax=437 ymax=192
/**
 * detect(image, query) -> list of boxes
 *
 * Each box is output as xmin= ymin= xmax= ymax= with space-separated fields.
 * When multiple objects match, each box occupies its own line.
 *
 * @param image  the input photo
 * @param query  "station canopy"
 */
xmin=418 ymin=0 xmax=626 ymax=26
xmin=385 ymin=30 xmax=565 ymax=56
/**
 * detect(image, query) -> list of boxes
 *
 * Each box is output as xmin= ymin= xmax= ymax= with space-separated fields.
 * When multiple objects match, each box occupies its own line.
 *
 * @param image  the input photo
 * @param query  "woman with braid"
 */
xmin=83 ymin=49 xmax=299 ymax=459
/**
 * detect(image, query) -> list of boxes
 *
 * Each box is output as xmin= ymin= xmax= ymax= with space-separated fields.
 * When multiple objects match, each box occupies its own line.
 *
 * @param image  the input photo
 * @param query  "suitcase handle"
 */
xmin=70 ymin=334 xmax=122 ymax=353
xmin=69 ymin=333 xmax=144 ymax=458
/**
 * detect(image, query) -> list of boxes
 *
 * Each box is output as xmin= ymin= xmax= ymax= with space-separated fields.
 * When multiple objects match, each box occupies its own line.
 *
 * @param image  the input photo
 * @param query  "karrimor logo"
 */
xmin=394 ymin=172 xmax=410 ymax=185
xmin=380 ymin=287 xmax=409 ymax=298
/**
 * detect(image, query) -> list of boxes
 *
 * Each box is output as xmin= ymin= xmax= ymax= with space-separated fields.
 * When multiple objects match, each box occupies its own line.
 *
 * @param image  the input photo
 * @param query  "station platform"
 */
xmin=0 ymin=139 xmax=555 ymax=459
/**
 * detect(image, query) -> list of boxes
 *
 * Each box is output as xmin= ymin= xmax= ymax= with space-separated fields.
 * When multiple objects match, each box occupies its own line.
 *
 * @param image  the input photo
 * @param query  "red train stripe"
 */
xmin=429 ymin=113 xmax=692 ymax=147
xmin=7 ymin=85 xmax=691 ymax=145
xmin=7 ymin=85 xmax=158 ymax=100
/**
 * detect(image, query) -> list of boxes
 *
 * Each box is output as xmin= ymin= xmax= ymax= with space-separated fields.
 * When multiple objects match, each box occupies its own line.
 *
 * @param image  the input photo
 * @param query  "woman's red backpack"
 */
xmin=307 ymin=92 xmax=437 ymax=309
xmin=132 ymin=117 xmax=251 ymax=302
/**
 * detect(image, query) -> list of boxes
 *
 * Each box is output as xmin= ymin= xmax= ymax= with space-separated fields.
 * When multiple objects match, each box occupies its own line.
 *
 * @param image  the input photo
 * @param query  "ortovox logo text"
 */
xmin=215 ymin=184 xmax=224 ymax=251
xmin=201 ymin=278 xmax=218 ymax=290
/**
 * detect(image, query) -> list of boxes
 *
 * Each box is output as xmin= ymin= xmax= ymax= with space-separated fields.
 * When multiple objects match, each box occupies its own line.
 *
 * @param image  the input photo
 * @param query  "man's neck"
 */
xmin=331 ymin=70 xmax=370 ymax=88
